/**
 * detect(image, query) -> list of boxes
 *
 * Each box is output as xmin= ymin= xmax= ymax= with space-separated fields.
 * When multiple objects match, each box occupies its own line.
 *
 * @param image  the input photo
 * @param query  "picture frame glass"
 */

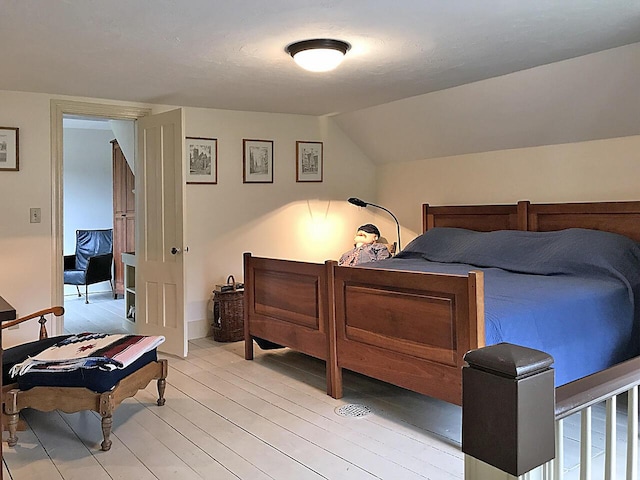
xmin=296 ymin=141 xmax=323 ymax=182
xmin=186 ymin=137 xmax=217 ymax=184
xmin=0 ymin=127 xmax=19 ymax=172
xmin=243 ymin=139 xmax=273 ymax=183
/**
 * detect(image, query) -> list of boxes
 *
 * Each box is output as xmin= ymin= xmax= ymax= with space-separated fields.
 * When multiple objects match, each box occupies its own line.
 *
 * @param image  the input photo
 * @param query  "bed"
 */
xmin=243 ymin=200 xmax=640 ymax=405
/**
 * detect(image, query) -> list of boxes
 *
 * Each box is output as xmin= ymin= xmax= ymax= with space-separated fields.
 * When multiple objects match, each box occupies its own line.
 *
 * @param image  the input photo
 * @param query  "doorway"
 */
xmin=62 ymin=115 xmax=134 ymax=334
xmin=52 ymin=100 xmax=189 ymax=358
xmin=51 ymin=100 xmax=151 ymax=337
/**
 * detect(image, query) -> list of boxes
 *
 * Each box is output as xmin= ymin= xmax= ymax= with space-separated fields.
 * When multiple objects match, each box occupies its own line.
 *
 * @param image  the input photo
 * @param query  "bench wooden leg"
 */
xmin=2 ymin=412 xmax=27 ymax=433
xmin=100 ymin=415 xmax=113 ymax=451
xmin=157 ymin=377 xmax=166 ymax=406
xmin=7 ymin=412 xmax=19 ymax=447
xmin=99 ymin=393 xmax=115 ymax=451
xmin=4 ymin=390 xmax=20 ymax=447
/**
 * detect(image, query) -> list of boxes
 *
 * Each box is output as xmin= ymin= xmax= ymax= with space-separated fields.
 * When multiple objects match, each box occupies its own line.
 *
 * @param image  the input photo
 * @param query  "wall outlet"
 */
xmin=30 ymin=207 xmax=41 ymax=223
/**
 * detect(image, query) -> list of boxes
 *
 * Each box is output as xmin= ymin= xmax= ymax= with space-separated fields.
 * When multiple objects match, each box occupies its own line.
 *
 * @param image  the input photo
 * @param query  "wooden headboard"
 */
xmin=528 ymin=201 xmax=640 ymax=243
xmin=423 ymin=200 xmax=640 ymax=242
xmin=422 ymin=202 xmax=527 ymax=233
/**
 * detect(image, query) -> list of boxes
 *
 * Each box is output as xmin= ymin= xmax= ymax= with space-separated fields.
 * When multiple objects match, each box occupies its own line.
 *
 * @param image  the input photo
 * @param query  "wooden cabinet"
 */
xmin=112 ymin=140 xmax=135 ymax=298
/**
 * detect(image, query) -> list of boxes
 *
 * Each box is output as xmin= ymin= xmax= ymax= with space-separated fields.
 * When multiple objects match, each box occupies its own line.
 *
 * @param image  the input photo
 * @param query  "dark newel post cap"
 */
xmin=462 ymin=342 xmax=556 ymax=476
xmin=464 ymin=342 xmax=554 ymax=379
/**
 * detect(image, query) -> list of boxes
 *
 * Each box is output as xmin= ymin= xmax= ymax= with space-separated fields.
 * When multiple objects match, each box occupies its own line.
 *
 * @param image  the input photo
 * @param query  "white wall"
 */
xmin=62 ymin=127 xmax=114 ymax=295
xmin=0 ymin=91 xmax=55 ymax=342
xmin=63 ymin=128 xmax=114 ymax=253
xmin=108 ymin=119 xmax=135 ymax=171
xmin=378 ymin=135 xmax=640 ymax=234
xmin=0 ymin=91 xmax=167 ymax=344
xmin=0 ymin=90 xmax=379 ymax=345
xmin=183 ymin=108 xmax=378 ymax=337
xmin=334 ymin=42 xmax=640 ymax=164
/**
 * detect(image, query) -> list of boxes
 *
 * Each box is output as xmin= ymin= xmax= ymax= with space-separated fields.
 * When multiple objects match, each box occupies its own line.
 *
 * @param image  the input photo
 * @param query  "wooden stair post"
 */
xmin=462 ymin=343 xmax=555 ymax=479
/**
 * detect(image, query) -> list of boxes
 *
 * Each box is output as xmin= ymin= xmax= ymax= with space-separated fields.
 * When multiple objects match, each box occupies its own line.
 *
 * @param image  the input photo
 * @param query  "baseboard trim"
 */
xmin=188 ymin=318 xmax=212 ymax=340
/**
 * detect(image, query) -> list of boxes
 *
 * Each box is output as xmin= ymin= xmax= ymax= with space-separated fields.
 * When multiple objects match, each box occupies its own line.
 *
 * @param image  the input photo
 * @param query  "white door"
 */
xmin=136 ymin=108 xmax=187 ymax=357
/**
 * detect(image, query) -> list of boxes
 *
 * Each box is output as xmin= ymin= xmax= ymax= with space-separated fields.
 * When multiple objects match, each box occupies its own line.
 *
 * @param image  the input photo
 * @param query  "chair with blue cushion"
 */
xmin=64 ymin=229 xmax=115 ymax=303
xmin=2 ymin=306 xmax=168 ymax=451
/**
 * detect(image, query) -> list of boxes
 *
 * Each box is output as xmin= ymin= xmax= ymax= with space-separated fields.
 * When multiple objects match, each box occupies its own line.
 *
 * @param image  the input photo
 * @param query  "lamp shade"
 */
xmin=347 ymin=196 xmax=402 ymax=251
xmin=348 ymin=197 xmax=368 ymax=207
xmin=286 ymin=39 xmax=351 ymax=72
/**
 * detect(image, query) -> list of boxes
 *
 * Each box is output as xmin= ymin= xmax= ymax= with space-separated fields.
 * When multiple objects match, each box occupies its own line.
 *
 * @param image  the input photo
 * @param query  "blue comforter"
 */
xmin=365 ymin=228 xmax=640 ymax=386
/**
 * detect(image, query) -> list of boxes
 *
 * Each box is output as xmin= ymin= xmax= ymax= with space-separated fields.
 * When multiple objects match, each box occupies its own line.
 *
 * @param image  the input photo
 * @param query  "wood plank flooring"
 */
xmin=4 ymin=296 xmax=638 ymax=479
xmin=2 ymin=338 xmax=464 ymax=480
xmin=63 ymin=291 xmax=130 ymax=335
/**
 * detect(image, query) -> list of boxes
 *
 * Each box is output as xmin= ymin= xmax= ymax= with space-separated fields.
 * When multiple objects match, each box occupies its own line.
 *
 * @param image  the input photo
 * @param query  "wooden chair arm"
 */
xmin=1 ymin=306 xmax=64 ymax=340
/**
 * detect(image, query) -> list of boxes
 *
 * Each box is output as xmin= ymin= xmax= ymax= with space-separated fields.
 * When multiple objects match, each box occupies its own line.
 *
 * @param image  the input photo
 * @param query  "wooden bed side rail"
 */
xmin=333 ymin=266 xmax=485 ymax=404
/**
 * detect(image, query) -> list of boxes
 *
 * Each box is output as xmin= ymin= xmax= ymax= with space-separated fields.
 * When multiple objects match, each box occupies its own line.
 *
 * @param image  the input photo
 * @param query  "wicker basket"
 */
xmin=212 ymin=276 xmax=244 ymax=342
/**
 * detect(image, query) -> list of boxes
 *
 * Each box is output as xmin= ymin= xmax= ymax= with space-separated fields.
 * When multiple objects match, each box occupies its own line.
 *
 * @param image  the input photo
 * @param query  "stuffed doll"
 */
xmin=338 ymin=223 xmax=391 ymax=266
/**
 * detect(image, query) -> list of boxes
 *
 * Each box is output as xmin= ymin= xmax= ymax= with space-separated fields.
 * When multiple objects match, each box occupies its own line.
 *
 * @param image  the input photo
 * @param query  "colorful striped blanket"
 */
xmin=9 ymin=333 xmax=165 ymax=377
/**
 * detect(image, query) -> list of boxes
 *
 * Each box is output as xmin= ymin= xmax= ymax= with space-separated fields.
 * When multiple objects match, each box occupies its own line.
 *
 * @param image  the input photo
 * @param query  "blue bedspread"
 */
xmin=364 ymin=228 xmax=640 ymax=386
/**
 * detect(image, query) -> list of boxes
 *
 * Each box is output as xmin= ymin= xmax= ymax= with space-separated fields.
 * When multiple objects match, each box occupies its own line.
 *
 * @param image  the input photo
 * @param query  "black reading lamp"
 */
xmin=348 ymin=197 xmax=401 ymax=251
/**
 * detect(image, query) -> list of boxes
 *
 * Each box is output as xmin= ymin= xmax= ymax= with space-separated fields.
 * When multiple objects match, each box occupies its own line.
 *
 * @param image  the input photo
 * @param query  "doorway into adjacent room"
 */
xmin=52 ymin=100 xmax=188 ymax=357
xmin=62 ymin=115 xmax=135 ymax=335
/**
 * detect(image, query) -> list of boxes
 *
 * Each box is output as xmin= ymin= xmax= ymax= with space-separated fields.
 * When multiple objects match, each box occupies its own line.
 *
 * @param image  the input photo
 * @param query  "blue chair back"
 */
xmin=75 ymin=229 xmax=113 ymax=271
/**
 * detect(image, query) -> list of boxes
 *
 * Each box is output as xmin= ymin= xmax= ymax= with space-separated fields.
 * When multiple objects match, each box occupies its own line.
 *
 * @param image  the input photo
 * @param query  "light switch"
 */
xmin=30 ymin=207 xmax=41 ymax=223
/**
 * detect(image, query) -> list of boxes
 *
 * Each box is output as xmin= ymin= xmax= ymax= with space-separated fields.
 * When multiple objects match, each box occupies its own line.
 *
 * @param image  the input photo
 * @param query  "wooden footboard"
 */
xmin=333 ymin=265 xmax=484 ymax=405
xmin=243 ymin=253 xmax=336 ymax=394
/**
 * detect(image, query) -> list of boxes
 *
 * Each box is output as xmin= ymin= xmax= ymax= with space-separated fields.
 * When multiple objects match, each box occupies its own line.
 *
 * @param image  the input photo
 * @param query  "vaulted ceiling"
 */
xmin=2 ymin=1 xmax=639 ymax=117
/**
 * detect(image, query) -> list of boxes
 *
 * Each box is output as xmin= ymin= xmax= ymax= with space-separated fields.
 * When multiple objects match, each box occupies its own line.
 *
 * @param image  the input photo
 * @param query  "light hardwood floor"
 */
xmin=63 ymin=290 xmax=130 ymax=335
xmin=2 ymin=337 xmax=465 ymax=479
xmin=3 ymin=297 xmax=638 ymax=479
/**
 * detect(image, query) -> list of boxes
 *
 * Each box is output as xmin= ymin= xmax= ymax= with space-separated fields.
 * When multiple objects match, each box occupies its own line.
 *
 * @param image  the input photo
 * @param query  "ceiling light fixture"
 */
xmin=285 ymin=39 xmax=351 ymax=72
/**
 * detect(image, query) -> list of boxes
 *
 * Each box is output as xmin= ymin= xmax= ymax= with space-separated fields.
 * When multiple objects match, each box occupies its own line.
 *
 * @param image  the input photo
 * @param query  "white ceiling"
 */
xmin=2 ymin=1 xmax=640 ymax=117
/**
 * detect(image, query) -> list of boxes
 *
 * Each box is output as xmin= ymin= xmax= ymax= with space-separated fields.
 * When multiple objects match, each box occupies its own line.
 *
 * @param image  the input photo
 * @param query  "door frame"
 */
xmin=51 ymin=99 xmax=151 ymax=334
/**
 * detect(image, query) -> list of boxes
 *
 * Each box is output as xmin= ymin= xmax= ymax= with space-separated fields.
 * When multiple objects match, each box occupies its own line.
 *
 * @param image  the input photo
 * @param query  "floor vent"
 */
xmin=334 ymin=404 xmax=372 ymax=418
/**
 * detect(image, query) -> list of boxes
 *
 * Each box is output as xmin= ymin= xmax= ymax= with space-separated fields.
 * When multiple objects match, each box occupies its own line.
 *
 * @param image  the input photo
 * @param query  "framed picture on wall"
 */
xmin=296 ymin=141 xmax=323 ymax=182
xmin=186 ymin=136 xmax=217 ymax=184
xmin=243 ymin=139 xmax=273 ymax=183
xmin=0 ymin=127 xmax=19 ymax=172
